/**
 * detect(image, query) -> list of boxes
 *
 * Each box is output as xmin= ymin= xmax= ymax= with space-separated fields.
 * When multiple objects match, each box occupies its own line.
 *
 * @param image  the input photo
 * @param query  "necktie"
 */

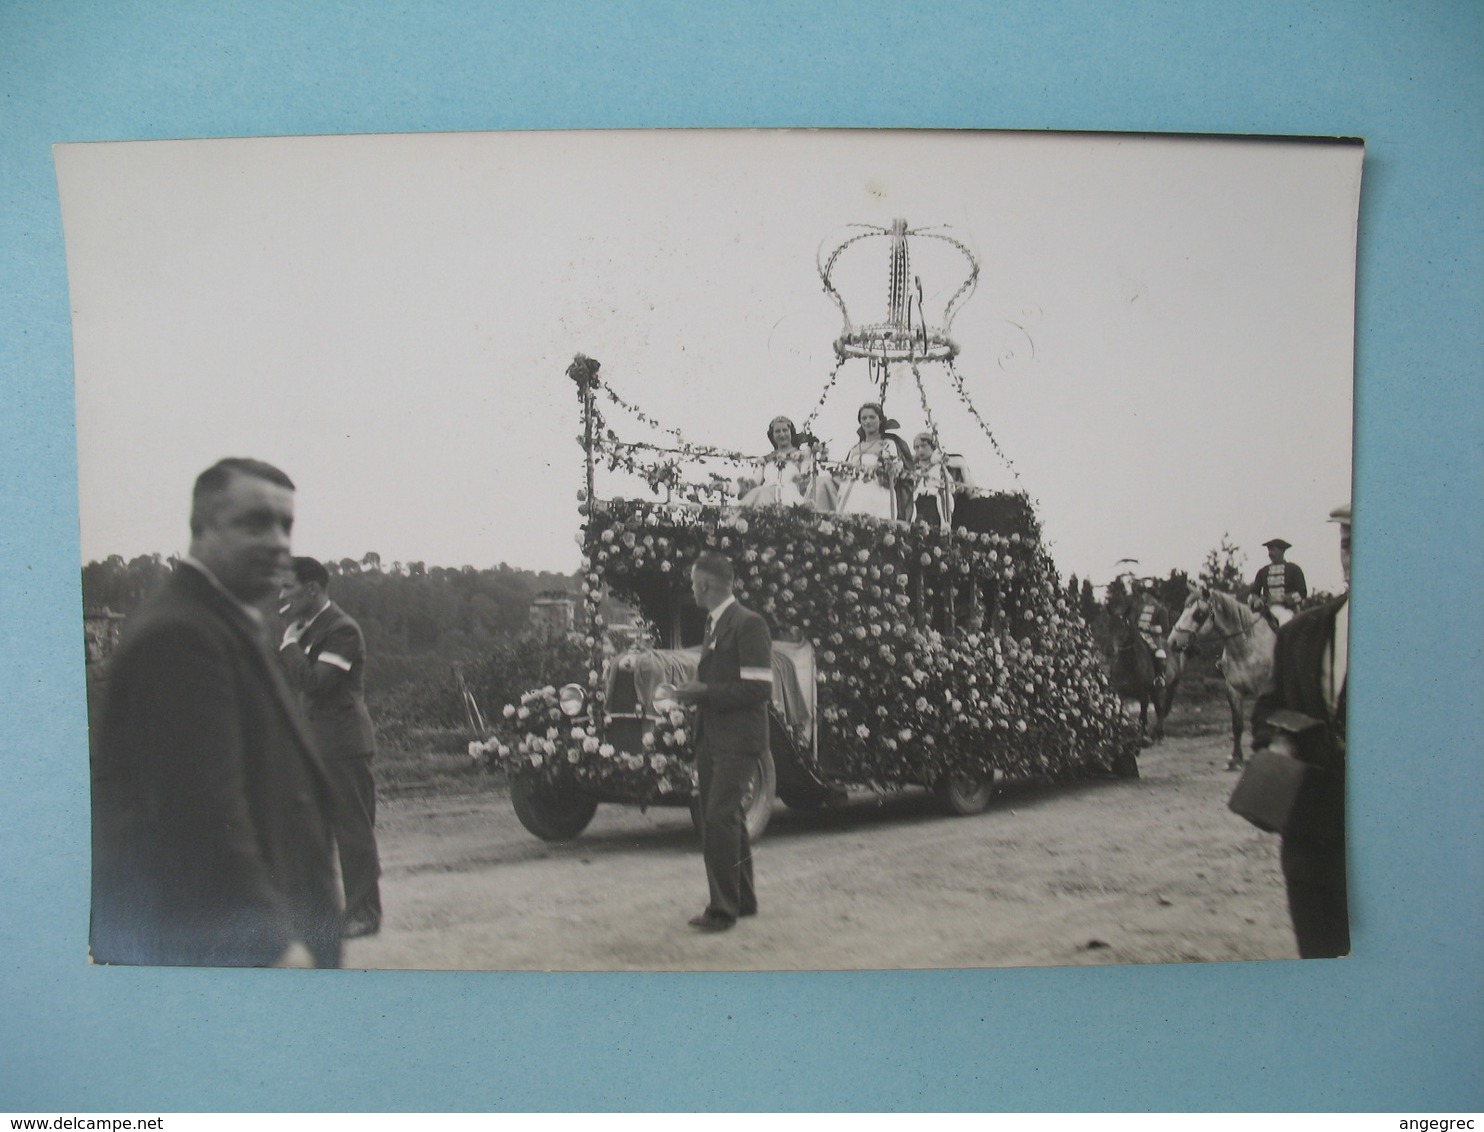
xmin=704 ymin=613 xmax=715 ymax=645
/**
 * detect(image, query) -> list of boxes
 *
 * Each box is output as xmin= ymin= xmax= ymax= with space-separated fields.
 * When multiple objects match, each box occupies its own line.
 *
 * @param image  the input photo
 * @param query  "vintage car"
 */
xmin=478 ymin=494 xmax=1140 ymax=842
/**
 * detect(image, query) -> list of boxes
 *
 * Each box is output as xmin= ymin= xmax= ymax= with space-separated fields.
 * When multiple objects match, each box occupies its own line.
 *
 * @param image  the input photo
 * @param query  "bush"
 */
xmin=367 ymin=632 xmax=591 ymax=751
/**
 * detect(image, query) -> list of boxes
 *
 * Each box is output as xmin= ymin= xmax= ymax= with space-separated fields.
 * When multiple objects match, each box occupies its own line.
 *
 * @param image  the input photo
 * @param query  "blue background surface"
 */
xmin=2 ymin=0 xmax=1480 ymax=1112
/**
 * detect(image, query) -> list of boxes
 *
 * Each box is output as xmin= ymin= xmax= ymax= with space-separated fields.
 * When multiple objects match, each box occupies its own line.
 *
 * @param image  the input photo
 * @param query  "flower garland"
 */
xmin=800 ymin=357 xmax=847 ymax=433
xmin=946 ymin=357 xmax=1019 ymax=480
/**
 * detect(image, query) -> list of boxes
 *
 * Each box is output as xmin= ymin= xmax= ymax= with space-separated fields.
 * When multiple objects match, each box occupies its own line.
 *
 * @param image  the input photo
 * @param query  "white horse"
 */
xmin=1171 ymin=583 xmax=1278 ymax=770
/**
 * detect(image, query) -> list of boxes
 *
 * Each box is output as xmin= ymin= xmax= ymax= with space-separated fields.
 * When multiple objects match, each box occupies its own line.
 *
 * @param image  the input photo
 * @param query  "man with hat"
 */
xmin=1124 ymin=575 xmax=1172 ymax=689
xmin=1249 ymin=502 xmax=1351 ymax=957
xmin=1249 ymin=536 xmax=1308 ymax=627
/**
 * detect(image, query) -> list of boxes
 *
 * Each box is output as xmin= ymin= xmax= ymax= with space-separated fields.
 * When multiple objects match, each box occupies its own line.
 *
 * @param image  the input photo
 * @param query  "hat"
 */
xmin=1262 ymin=538 xmax=1291 ymax=550
xmin=1327 ymin=502 xmax=1351 ymax=525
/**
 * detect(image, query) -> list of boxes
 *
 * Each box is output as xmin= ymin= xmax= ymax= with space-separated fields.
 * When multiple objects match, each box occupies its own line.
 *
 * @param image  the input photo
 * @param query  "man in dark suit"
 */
xmin=673 ymin=551 xmax=773 ymax=932
xmin=89 ymin=458 xmax=341 ymax=968
xmin=1250 ymin=503 xmax=1350 ymax=958
xmin=278 ymin=555 xmax=382 ymax=938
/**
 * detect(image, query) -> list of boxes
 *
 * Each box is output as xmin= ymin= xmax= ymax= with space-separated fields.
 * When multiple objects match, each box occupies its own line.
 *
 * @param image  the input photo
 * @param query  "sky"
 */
xmin=56 ymin=129 xmax=1361 ymax=595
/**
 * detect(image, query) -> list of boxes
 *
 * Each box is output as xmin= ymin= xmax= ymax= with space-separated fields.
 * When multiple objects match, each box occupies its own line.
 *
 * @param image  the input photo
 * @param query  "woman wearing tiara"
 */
xmin=834 ymin=402 xmax=903 ymax=520
xmin=910 ymin=431 xmax=977 ymax=530
xmin=738 ymin=415 xmax=815 ymax=508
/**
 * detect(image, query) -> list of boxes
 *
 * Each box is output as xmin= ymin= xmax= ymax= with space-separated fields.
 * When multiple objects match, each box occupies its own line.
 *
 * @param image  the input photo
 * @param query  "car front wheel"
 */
xmin=510 ymin=776 xmax=600 ymax=841
xmin=934 ymin=768 xmax=995 ymax=816
xmin=689 ymin=748 xmax=776 ymax=841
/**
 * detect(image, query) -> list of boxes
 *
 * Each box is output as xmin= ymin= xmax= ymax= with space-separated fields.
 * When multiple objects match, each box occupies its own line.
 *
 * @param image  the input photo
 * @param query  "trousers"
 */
xmin=695 ymin=748 xmax=758 ymax=920
xmin=323 ymin=754 xmax=382 ymax=926
xmin=1281 ymin=836 xmax=1349 ymax=958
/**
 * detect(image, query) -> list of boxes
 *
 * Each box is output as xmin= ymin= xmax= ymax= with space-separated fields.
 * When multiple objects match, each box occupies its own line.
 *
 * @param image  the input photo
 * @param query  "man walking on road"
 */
xmin=673 ymin=551 xmax=773 ymax=932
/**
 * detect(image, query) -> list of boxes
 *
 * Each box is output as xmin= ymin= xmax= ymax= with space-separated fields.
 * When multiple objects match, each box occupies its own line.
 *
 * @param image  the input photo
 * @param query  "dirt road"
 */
xmin=346 ymin=712 xmax=1298 ymax=971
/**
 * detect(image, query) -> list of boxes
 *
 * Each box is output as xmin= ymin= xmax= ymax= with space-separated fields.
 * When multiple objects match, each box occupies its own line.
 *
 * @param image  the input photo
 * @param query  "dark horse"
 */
xmin=1108 ymin=607 xmax=1181 ymax=746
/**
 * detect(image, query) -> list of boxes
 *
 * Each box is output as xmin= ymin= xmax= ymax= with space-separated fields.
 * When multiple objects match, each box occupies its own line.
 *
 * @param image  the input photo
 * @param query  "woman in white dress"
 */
xmin=738 ymin=415 xmax=814 ymax=508
xmin=910 ymin=431 xmax=977 ymax=530
xmin=834 ymin=402 xmax=901 ymax=520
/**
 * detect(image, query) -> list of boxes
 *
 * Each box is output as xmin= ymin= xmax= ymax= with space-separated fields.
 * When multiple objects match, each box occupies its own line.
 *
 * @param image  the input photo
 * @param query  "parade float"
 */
xmin=471 ymin=220 xmax=1140 ymax=841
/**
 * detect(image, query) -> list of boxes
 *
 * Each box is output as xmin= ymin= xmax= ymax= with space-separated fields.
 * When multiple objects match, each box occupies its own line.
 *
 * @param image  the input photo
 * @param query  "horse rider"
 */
xmin=1124 ymin=576 xmax=1171 ymax=689
xmin=1249 ymin=537 xmax=1308 ymax=628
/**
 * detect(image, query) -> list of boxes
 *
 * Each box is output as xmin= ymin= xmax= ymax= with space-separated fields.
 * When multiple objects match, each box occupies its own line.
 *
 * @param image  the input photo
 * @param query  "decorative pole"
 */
xmin=566 ymin=353 xmax=607 ymax=738
xmin=567 ymin=353 xmax=600 ymax=510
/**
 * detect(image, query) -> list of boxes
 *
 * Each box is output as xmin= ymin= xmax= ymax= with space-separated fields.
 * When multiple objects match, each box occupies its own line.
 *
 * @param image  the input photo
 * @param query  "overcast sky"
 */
xmin=56 ymin=129 xmax=1361 ymax=594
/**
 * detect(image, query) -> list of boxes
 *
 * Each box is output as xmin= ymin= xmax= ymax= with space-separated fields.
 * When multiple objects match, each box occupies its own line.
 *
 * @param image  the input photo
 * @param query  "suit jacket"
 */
xmin=1251 ymin=595 xmax=1347 ymax=847
xmin=278 ymin=600 xmax=377 ymax=759
xmin=90 ymin=564 xmax=341 ymax=967
xmin=694 ymin=599 xmax=773 ymax=759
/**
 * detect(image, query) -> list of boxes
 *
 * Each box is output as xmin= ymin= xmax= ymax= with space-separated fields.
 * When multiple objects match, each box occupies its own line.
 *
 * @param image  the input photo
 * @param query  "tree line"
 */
xmin=83 ymin=534 xmax=1334 ymax=752
xmin=82 ymin=552 xmax=578 ymax=670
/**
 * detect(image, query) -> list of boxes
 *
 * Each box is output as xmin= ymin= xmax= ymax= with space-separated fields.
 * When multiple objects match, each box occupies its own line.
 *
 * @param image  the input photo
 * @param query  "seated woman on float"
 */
xmin=834 ymin=402 xmax=909 ymax=520
xmin=738 ymin=415 xmax=824 ymax=509
xmin=910 ymin=431 xmax=976 ymax=531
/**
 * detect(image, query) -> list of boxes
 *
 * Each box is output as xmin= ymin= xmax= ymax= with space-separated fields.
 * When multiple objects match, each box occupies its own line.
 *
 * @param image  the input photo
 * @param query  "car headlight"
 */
xmin=558 ymin=684 xmax=588 ymax=717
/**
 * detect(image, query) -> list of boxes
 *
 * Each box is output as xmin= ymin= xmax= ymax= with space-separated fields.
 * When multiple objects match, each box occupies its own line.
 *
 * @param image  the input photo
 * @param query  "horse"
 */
xmin=1107 ymin=606 xmax=1183 ymax=746
xmin=1171 ymin=583 xmax=1278 ymax=770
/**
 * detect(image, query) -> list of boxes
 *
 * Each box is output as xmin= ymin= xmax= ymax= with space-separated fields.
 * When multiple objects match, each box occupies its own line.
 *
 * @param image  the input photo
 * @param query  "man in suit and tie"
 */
xmin=90 ymin=458 xmax=341 ymax=967
xmin=673 ymin=551 xmax=773 ymax=932
xmin=278 ymin=555 xmax=383 ymax=938
xmin=1250 ymin=502 xmax=1351 ymax=958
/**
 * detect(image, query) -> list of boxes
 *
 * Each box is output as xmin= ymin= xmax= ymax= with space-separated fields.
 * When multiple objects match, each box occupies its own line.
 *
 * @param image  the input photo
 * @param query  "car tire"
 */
xmin=689 ymin=748 xmax=776 ymax=841
xmin=934 ymin=769 xmax=994 ymax=816
xmin=510 ymin=776 xmax=599 ymax=841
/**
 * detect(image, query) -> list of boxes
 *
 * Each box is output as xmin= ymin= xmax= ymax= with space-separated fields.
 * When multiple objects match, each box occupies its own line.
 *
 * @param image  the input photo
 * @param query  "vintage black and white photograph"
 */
xmin=58 ymin=128 xmax=1361 ymax=971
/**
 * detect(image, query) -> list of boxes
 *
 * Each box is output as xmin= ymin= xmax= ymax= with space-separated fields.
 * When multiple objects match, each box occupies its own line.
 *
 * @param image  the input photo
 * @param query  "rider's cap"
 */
xmin=1327 ymin=502 xmax=1351 ymax=525
xmin=1263 ymin=538 xmax=1292 ymax=550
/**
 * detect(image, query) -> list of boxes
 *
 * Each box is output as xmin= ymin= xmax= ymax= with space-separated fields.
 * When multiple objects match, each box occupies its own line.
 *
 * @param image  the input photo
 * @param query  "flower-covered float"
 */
xmin=472 ymin=220 xmax=1141 ymax=841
